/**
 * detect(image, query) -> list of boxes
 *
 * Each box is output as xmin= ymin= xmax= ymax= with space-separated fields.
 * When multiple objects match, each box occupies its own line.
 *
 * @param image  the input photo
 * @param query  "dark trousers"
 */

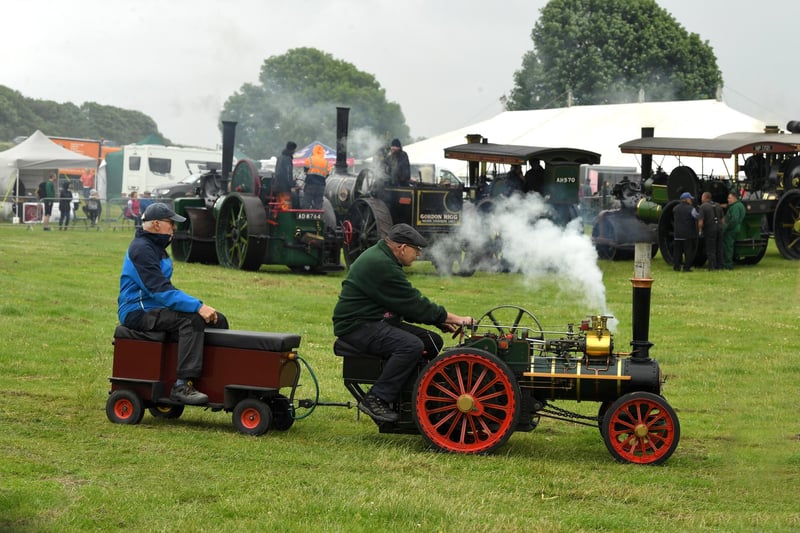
xmin=338 ymin=321 xmax=443 ymax=403
xmin=126 ymin=308 xmax=229 ymax=380
xmin=705 ymin=227 xmax=723 ymax=270
xmin=673 ymin=238 xmax=696 ymax=270
xmin=302 ymin=176 xmax=325 ymax=209
xmin=723 ymin=230 xmax=736 ymax=269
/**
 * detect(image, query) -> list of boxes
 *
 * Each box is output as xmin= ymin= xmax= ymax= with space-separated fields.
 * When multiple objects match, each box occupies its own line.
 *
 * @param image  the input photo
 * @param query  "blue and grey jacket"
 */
xmin=117 ymin=229 xmax=202 ymax=326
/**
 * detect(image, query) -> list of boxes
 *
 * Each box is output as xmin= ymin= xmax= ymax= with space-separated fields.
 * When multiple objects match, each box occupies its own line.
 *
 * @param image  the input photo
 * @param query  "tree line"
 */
xmin=1 ymin=1 xmax=721 ymax=160
xmin=0 ymin=84 xmax=167 ymax=147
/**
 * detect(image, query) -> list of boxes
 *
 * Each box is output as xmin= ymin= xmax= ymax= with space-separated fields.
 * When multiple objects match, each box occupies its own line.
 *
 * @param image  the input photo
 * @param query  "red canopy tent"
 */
xmin=292 ymin=141 xmax=354 ymax=167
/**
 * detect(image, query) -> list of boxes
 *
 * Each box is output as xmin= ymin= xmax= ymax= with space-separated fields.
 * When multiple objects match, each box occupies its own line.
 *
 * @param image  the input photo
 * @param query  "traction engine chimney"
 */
xmin=335 ymin=107 xmax=350 ymax=174
xmin=631 ymin=242 xmax=654 ymax=362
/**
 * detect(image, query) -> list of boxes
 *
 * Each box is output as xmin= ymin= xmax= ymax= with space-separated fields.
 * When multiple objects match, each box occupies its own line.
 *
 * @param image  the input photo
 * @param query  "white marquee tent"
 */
xmin=0 ymin=130 xmax=97 ymax=205
xmin=404 ymin=99 xmax=768 ymax=178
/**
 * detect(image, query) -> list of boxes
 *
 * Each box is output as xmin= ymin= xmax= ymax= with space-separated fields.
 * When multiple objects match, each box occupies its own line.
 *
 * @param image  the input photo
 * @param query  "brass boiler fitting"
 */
xmin=585 ymin=315 xmax=613 ymax=357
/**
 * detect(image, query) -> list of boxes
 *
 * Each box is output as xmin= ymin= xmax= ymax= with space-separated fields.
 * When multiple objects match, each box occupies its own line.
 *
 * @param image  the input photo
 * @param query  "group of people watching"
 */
xmin=36 ymin=173 xmax=102 ymax=230
xmin=672 ymin=190 xmax=745 ymax=271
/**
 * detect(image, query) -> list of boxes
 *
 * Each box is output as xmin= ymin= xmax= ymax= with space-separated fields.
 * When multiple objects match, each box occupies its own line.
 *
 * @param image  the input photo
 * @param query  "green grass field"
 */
xmin=1 ymin=222 xmax=798 ymax=532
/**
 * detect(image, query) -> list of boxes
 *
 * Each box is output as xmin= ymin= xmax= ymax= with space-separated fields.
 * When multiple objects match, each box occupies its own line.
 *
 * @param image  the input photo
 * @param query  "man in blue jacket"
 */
xmin=118 ymin=202 xmax=228 ymax=404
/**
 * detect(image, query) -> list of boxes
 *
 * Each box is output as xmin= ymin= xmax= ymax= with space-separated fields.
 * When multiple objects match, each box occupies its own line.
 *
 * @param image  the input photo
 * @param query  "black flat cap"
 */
xmin=387 ymin=223 xmax=427 ymax=248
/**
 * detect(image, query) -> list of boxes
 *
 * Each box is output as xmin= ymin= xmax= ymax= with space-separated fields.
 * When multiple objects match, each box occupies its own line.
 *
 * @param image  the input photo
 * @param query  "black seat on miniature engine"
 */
xmin=333 ymin=338 xmax=377 ymax=358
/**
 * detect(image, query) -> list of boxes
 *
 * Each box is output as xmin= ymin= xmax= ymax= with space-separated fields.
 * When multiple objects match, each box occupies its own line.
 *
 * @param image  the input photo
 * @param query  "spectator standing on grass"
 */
xmin=723 ymin=191 xmax=746 ymax=270
xmin=40 ymin=173 xmax=57 ymax=231
xmin=698 ymin=192 xmax=724 ymax=271
xmin=83 ymin=189 xmax=102 ymax=227
xmin=80 ymin=168 xmax=95 ymax=198
xmin=125 ymin=191 xmax=141 ymax=227
xmin=672 ymin=192 xmax=698 ymax=272
xmin=139 ymin=191 xmax=154 ymax=214
xmin=58 ymin=180 xmax=72 ymax=230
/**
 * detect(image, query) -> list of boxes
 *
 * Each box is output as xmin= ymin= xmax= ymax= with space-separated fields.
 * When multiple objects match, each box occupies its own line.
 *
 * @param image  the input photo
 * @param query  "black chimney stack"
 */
xmin=335 ymin=107 xmax=349 ymax=173
xmin=630 ymin=243 xmax=654 ymax=362
xmin=221 ymin=120 xmax=237 ymax=184
xmin=640 ymin=127 xmax=654 ymax=182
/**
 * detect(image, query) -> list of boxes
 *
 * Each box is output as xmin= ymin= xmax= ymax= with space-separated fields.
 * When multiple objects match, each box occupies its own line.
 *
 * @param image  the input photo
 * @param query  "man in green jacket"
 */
xmin=333 ymin=224 xmax=474 ymax=423
xmin=723 ymin=191 xmax=746 ymax=270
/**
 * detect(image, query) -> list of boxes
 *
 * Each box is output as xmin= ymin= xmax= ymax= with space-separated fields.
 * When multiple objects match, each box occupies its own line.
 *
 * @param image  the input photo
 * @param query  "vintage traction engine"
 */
xmin=336 ymin=243 xmax=680 ymax=464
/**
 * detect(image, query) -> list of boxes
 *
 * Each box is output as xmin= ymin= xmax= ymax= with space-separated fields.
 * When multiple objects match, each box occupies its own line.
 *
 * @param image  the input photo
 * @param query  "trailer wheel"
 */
xmin=413 ymin=349 xmax=520 ymax=454
xmin=233 ymin=398 xmax=272 ymax=436
xmin=269 ymin=394 xmax=295 ymax=431
xmin=106 ymin=390 xmax=145 ymax=425
xmin=602 ymin=392 xmax=680 ymax=465
xmin=216 ymin=193 xmax=268 ymax=270
xmin=774 ymin=189 xmax=800 ymax=259
xmin=148 ymin=403 xmax=185 ymax=420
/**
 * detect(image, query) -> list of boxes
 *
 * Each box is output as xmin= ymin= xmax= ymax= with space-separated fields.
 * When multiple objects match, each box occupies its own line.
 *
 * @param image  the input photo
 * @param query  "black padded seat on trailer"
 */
xmin=114 ymin=326 xmax=301 ymax=352
xmin=204 ymin=329 xmax=301 ymax=352
xmin=114 ymin=325 xmax=169 ymax=342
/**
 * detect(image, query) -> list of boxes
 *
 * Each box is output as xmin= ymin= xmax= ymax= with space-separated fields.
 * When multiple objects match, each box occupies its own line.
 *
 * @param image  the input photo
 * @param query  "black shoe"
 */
xmin=673 ymin=266 xmax=680 ymax=271
xmin=358 ymin=392 xmax=399 ymax=423
xmin=683 ymin=267 xmax=692 ymax=272
xmin=170 ymin=382 xmax=208 ymax=405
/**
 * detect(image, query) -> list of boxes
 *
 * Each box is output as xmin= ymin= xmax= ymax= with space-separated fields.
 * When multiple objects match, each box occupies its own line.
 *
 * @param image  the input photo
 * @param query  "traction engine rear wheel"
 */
xmin=106 ymin=390 xmax=145 ymax=425
xmin=601 ymin=391 xmax=680 ymax=465
xmin=774 ymin=189 xmax=800 ymax=259
xmin=215 ymin=193 xmax=268 ymax=270
xmin=232 ymin=398 xmax=272 ymax=436
xmin=172 ymin=206 xmax=217 ymax=264
xmin=342 ymin=198 xmax=393 ymax=266
xmin=413 ymin=349 xmax=520 ymax=454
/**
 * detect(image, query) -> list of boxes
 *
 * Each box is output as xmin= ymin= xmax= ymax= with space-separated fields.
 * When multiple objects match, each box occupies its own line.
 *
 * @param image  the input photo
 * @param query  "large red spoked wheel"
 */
xmin=232 ymin=398 xmax=272 ymax=436
xmin=413 ymin=349 xmax=520 ymax=454
xmin=602 ymin=391 xmax=680 ymax=465
xmin=106 ymin=390 xmax=145 ymax=425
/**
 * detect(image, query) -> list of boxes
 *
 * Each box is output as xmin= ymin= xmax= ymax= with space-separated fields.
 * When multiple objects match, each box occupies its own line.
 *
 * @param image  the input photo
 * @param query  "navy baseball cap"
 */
xmin=141 ymin=202 xmax=186 ymax=223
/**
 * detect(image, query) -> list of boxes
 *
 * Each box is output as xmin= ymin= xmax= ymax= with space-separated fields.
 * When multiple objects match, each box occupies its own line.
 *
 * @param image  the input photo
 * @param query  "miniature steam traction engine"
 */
xmin=336 ymin=246 xmax=679 ymax=464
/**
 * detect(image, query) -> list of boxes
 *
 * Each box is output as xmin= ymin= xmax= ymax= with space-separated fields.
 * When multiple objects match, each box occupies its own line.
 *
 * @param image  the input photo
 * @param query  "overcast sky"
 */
xmin=4 ymin=0 xmax=798 ymax=151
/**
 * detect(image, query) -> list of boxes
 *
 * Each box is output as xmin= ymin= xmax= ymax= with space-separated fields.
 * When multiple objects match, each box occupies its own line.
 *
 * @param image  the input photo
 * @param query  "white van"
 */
xmin=121 ymin=145 xmax=224 ymax=194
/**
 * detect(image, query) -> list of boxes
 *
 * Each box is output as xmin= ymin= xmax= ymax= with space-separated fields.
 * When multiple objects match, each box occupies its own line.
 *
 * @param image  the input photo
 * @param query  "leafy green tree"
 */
xmin=0 ymin=85 xmax=167 ymax=145
xmin=220 ymin=47 xmax=409 ymax=160
xmin=505 ymin=0 xmax=723 ymax=110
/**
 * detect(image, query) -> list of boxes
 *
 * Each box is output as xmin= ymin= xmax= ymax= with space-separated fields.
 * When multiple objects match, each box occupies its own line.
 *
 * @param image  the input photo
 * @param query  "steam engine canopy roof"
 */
xmin=444 ymin=142 xmax=600 ymax=166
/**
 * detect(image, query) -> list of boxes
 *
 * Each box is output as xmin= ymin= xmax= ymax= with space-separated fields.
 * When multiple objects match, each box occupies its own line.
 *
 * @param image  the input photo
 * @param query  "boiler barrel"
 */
xmin=636 ymin=198 xmax=662 ymax=224
xmin=522 ymin=356 xmax=661 ymax=402
xmin=324 ymin=174 xmax=359 ymax=216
